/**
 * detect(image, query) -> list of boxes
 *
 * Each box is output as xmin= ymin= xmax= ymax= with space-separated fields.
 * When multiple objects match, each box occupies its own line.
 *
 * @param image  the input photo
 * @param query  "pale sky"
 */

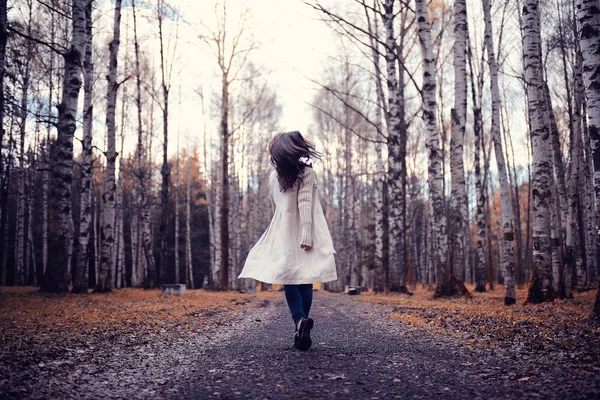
xmin=86 ymin=0 xmax=533 ymax=181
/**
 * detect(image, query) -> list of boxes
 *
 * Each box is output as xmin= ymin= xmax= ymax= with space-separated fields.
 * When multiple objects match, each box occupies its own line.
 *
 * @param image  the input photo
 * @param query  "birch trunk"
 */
xmin=132 ymin=0 xmax=156 ymax=289
xmin=203 ymin=128 xmax=217 ymax=288
xmin=175 ymin=148 xmax=180 ymax=284
xmin=186 ymin=158 xmax=194 ymax=289
xmin=344 ymin=104 xmax=356 ymax=287
xmin=73 ymin=0 xmax=93 ymax=294
xmin=158 ymin=9 xmax=170 ymax=287
xmin=552 ymin=188 xmax=565 ymax=297
xmin=383 ymin=0 xmax=407 ymax=292
xmin=26 ymin=154 xmax=36 ymax=285
xmin=416 ymin=0 xmax=457 ymax=296
xmin=219 ymin=73 xmax=230 ymax=290
xmin=41 ymin=0 xmax=86 ymax=293
xmin=565 ymin=92 xmax=581 ymax=298
xmin=115 ymin=164 xmax=124 ymax=288
xmin=483 ymin=0 xmax=516 ymax=304
xmin=450 ymin=0 xmax=468 ymax=284
xmin=365 ymin=0 xmax=385 ymax=293
xmin=523 ymin=0 xmax=555 ymax=303
xmin=0 ymin=0 xmax=7 ymax=283
xmin=15 ymin=41 xmax=32 ymax=286
xmin=576 ymin=0 xmax=600 ymax=294
xmin=474 ymin=105 xmax=486 ymax=292
xmin=97 ymin=0 xmax=122 ymax=293
xmin=546 ymin=84 xmax=568 ymax=236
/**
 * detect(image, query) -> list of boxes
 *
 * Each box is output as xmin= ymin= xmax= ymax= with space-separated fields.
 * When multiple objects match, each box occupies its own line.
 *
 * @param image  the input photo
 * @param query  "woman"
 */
xmin=238 ymin=131 xmax=337 ymax=351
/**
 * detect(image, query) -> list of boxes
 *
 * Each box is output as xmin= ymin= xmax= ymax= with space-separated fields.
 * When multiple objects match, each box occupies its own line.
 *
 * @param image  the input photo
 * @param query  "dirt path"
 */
xmin=178 ymin=293 xmax=598 ymax=399
xmin=2 ymin=292 xmax=598 ymax=399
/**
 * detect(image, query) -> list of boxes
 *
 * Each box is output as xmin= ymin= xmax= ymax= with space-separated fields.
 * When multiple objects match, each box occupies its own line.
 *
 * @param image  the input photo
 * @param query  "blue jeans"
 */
xmin=284 ymin=284 xmax=313 ymax=330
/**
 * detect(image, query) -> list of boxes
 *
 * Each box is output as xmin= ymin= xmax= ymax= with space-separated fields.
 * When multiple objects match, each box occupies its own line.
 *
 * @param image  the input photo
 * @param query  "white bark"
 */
xmin=185 ymin=158 xmax=194 ymax=289
xmin=416 ymin=0 xmax=450 ymax=295
xmin=577 ymin=0 xmax=600 ymax=290
xmin=450 ymin=0 xmax=468 ymax=284
xmin=383 ymin=0 xmax=407 ymax=292
xmin=483 ymin=0 xmax=516 ymax=304
xmin=175 ymin=148 xmax=180 ymax=284
xmin=523 ymin=0 xmax=555 ymax=303
xmin=73 ymin=0 xmax=93 ymax=293
xmin=41 ymin=0 xmax=86 ymax=292
xmin=566 ymin=83 xmax=581 ymax=297
xmin=132 ymin=0 xmax=156 ymax=288
xmin=98 ymin=0 xmax=122 ymax=292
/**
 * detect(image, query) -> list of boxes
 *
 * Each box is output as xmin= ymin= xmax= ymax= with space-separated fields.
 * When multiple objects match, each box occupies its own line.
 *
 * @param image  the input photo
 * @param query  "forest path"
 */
xmin=176 ymin=293 xmax=596 ymax=399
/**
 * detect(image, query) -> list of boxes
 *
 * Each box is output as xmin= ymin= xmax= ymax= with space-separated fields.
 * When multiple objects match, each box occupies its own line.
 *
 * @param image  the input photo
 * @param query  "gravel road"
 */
xmin=176 ymin=293 xmax=599 ymax=399
xmin=3 ymin=292 xmax=599 ymax=399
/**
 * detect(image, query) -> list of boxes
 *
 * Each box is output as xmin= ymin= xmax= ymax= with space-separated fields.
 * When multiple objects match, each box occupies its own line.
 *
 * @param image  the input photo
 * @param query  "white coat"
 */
xmin=238 ymin=167 xmax=337 ymax=284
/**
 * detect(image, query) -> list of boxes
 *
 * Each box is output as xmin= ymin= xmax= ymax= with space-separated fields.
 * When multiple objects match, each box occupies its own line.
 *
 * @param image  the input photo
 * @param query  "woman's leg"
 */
xmin=299 ymin=284 xmax=313 ymax=317
xmin=283 ymin=285 xmax=305 ymax=330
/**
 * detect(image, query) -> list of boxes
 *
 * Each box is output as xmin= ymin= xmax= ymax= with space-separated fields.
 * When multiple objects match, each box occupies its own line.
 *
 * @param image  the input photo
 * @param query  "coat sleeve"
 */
xmin=298 ymin=168 xmax=316 ymax=247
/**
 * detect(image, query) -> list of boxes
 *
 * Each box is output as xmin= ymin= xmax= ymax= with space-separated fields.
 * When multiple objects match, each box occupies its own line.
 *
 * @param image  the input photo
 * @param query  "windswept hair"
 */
xmin=269 ymin=131 xmax=322 ymax=192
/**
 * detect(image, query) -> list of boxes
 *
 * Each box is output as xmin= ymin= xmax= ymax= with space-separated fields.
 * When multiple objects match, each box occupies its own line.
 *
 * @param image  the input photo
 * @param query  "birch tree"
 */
xmin=73 ymin=0 xmax=93 ymax=294
xmin=132 ymin=0 xmax=156 ymax=288
xmin=97 ymin=0 xmax=122 ymax=293
xmin=40 ymin=0 xmax=87 ymax=293
xmin=450 ymin=0 xmax=468 ymax=284
xmin=15 ymin=0 xmax=34 ymax=285
xmin=364 ymin=0 xmax=386 ymax=293
xmin=576 ymin=0 xmax=600 ymax=311
xmin=416 ymin=0 xmax=460 ymax=296
xmin=482 ymin=0 xmax=516 ymax=304
xmin=199 ymin=2 xmax=255 ymax=290
xmin=523 ymin=0 xmax=555 ymax=304
xmin=383 ymin=0 xmax=408 ymax=293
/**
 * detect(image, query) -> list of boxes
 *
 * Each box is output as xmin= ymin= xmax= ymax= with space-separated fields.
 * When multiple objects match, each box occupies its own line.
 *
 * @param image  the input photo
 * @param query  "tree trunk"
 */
xmin=483 ymin=0 xmax=515 ymax=305
xmin=368 ymin=0 xmax=386 ymax=292
xmin=186 ymin=158 xmax=194 ymax=289
xmin=40 ymin=0 xmax=86 ymax=293
xmin=175 ymin=147 xmax=180 ymax=284
xmin=219 ymin=73 xmax=230 ymax=290
xmin=450 ymin=0 xmax=468 ymax=285
xmin=73 ymin=0 xmax=93 ymax=294
xmin=416 ymin=0 xmax=461 ymax=297
xmin=523 ymin=0 xmax=555 ymax=304
xmin=565 ymin=75 xmax=582 ymax=298
xmin=552 ymin=187 xmax=565 ymax=297
xmin=158 ymin=0 xmax=170 ymax=287
xmin=0 ymin=0 xmax=7 ymax=278
xmin=97 ymin=0 xmax=122 ymax=293
xmin=383 ymin=0 xmax=407 ymax=293
xmin=15 ymin=34 xmax=32 ymax=286
xmin=132 ymin=0 xmax=156 ymax=289
xmin=576 ymin=0 xmax=600 ymax=294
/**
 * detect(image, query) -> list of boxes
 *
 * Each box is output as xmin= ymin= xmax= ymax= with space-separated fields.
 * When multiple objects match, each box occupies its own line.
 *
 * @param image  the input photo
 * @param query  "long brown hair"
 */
xmin=269 ymin=131 xmax=322 ymax=192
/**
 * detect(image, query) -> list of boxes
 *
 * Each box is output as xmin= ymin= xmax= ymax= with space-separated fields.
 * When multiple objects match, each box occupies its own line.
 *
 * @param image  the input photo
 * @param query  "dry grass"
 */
xmin=0 ymin=286 xmax=279 ymax=353
xmin=359 ymin=285 xmax=600 ymax=354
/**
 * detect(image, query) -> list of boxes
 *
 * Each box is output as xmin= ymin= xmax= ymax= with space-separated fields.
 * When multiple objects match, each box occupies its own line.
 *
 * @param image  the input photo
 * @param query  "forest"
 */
xmin=0 ymin=0 xmax=599 ymax=315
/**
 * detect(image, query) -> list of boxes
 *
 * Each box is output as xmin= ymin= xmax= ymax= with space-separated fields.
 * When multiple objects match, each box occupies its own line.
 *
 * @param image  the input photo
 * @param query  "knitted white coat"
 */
xmin=238 ymin=167 xmax=337 ymax=285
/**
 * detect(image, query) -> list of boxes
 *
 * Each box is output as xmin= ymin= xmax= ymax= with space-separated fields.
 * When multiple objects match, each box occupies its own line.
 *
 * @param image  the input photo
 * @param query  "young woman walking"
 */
xmin=238 ymin=131 xmax=337 ymax=351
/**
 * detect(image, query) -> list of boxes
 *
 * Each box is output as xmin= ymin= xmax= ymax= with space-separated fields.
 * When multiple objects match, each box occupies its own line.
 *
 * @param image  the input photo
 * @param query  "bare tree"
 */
xmin=96 ymin=0 xmax=122 ymax=293
xmin=450 ymin=0 xmax=468 ymax=285
xmin=40 ymin=0 xmax=87 ymax=293
xmin=73 ymin=0 xmax=93 ymax=294
xmin=523 ymin=0 xmax=555 ymax=304
xmin=575 ymin=0 xmax=600 ymax=313
xmin=482 ymin=0 xmax=515 ymax=305
xmin=199 ymin=1 xmax=255 ymax=290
